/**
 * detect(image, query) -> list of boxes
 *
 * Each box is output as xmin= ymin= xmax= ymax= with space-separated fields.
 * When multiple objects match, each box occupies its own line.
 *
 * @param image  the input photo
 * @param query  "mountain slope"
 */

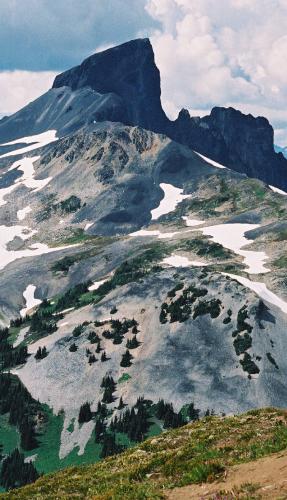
xmin=0 ymin=37 xmax=287 ymax=493
xmin=2 ymin=408 xmax=287 ymax=499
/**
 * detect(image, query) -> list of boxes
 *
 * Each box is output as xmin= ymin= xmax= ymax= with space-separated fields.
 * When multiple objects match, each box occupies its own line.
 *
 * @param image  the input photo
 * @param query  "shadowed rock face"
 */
xmin=53 ymin=39 xmax=168 ymax=133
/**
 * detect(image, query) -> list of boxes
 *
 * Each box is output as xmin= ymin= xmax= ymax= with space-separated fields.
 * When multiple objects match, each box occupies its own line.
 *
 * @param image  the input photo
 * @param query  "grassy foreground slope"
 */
xmin=2 ymin=408 xmax=287 ymax=499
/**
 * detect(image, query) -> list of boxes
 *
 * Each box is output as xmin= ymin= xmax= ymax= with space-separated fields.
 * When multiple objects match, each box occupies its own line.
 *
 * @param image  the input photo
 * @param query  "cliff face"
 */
xmin=53 ymin=39 xmax=168 ymax=133
xmin=52 ymin=38 xmax=287 ymax=190
xmin=171 ymin=106 xmax=287 ymax=188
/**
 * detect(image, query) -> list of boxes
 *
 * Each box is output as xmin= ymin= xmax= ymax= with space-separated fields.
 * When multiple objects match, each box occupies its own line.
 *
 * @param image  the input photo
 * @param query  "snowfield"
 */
xmin=0 ymin=130 xmax=58 ymax=158
xmin=199 ymin=223 xmax=269 ymax=274
xmin=20 ymin=285 xmax=42 ymax=318
xmin=151 ymin=183 xmax=191 ymax=220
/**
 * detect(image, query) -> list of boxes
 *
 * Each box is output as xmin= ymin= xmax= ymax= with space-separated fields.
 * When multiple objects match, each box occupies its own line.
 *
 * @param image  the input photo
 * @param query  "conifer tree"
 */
xmin=78 ymin=402 xmax=92 ymax=423
xmin=120 ymin=350 xmax=133 ymax=367
xmin=101 ymin=351 xmax=108 ymax=362
xmin=126 ymin=336 xmax=140 ymax=349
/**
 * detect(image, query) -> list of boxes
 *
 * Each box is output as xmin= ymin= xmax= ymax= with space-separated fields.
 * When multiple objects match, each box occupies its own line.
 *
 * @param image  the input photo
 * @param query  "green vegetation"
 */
xmin=160 ymin=283 xmax=208 ymax=324
xmin=5 ymin=408 xmax=287 ymax=499
xmin=118 ymin=373 xmax=131 ymax=384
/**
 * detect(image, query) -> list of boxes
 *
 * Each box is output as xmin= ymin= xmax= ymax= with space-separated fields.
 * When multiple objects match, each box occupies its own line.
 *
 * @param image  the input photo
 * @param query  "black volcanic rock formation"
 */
xmin=53 ymin=38 xmax=287 ymax=190
xmin=53 ymin=39 xmax=168 ymax=133
xmin=1 ymin=38 xmax=286 ymax=189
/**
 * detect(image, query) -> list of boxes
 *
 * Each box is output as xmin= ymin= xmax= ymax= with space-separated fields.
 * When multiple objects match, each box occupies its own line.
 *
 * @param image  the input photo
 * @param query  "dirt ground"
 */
xmin=166 ymin=450 xmax=287 ymax=499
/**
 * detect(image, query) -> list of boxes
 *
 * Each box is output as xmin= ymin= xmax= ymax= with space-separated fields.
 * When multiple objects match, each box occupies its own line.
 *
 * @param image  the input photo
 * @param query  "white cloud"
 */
xmin=0 ymin=71 xmax=56 ymax=115
xmin=146 ymin=0 xmax=287 ymax=143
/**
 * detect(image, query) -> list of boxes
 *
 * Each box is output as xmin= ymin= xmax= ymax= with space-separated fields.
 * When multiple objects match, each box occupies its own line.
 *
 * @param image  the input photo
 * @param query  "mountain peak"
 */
xmin=53 ymin=38 xmax=168 ymax=132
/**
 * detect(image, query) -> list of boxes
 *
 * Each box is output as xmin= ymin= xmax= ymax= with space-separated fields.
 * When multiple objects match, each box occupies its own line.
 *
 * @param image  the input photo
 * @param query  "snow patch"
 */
xmin=151 ymin=183 xmax=191 ymax=220
xmin=162 ymin=254 xmax=207 ymax=268
xmin=0 ymin=130 xmax=58 ymax=158
xmin=199 ymin=223 xmax=269 ymax=274
xmin=60 ymin=417 xmax=95 ymax=459
xmin=88 ymin=279 xmax=108 ymax=291
xmin=20 ymin=285 xmax=42 ymax=318
xmin=269 ymin=185 xmax=287 ymax=196
xmin=225 ymin=273 xmax=287 ymax=315
xmin=17 ymin=206 xmax=32 ymax=221
xmin=182 ymin=216 xmax=206 ymax=227
xmin=194 ymin=151 xmax=226 ymax=169
xmin=84 ymin=222 xmax=93 ymax=231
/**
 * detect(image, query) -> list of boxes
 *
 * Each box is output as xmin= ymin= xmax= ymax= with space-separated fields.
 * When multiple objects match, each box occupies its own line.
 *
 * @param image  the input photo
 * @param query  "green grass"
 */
xmin=3 ymin=408 xmax=287 ymax=499
xmin=0 ymin=414 xmax=19 ymax=454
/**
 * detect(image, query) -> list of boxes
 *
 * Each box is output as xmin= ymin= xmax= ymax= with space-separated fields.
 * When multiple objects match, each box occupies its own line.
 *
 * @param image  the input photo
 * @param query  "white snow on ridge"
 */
xmin=225 ymin=273 xmax=287 ymax=315
xmin=199 ymin=223 xmax=269 ymax=274
xmin=20 ymin=285 xmax=42 ymax=318
xmin=17 ymin=206 xmax=32 ymax=221
xmin=0 ymin=130 xmax=58 ymax=158
xmin=269 ymin=185 xmax=287 ymax=196
xmin=194 ymin=151 xmax=226 ymax=169
xmin=151 ymin=183 xmax=191 ymax=220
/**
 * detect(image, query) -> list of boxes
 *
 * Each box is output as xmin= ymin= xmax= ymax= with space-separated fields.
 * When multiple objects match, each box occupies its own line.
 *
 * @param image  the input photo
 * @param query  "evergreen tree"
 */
xmin=126 ymin=336 xmax=140 ymax=349
xmin=101 ymin=351 xmax=108 ymax=362
xmin=118 ymin=397 xmax=125 ymax=410
xmin=88 ymin=354 xmax=97 ymax=364
xmin=120 ymin=350 xmax=133 ymax=367
xmin=78 ymin=402 xmax=92 ymax=424
xmin=19 ymin=417 xmax=38 ymax=451
xmin=102 ymin=386 xmax=114 ymax=404
xmin=0 ymin=448 xmax=39 ymax=490
xmin=187 ymin=402 xmax=200 ymax=422
xmin=132 ymin=325 xmax=139 ymax=335
xmin=96 ymin=342 xmax=102 ymax=353
xmin=34 ymin=346 xmax=48 ymax=360
xmin=100 ymin=433 xmax=123 ymax=459
xmin=95 ymin=418 xmax=106 ymax=442
xmin=69 ymin=343 xmax=78 ymax=352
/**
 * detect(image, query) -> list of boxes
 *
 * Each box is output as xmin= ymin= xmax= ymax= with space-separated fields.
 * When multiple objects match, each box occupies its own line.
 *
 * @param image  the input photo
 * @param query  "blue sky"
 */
xmin=1 ymin=0 xmax=287 ymax=145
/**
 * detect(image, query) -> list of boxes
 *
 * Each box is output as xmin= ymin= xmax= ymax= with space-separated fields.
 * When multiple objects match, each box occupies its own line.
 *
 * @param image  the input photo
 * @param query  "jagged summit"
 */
xmin=53 ymin=38 xmax=168 ymax=133
xmin=0 ymin=37 xmax=287 ymax=188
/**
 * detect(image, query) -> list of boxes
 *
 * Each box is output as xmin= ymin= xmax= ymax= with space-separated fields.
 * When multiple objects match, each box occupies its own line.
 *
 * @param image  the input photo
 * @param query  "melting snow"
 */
xmin=17 ymin=206 xmax=32 ymax=221
xmin=199 ymin=223 xmax=269 ymax=274
xmin=151 ymin=183 xmax=191 ymax=220
xmin=0 ymin=130 xmax=58 ymax=158
xmin=13 ymin=326 xmax=29 ymax=348
xmin=182 ymin=216 xmax=206 ymax=227
xmin=88 ymin=279 xmax=108 ymax=291
xmin=225 ymin=273 xmax=287 ymax=315
xmin=84 ymin=222 xmax=93 ymax=231
xmin=194 ymin=151 xmax=226 ymax=169
xmin=20 ymin=285 xmax=42 ymax=318
xmin=269 ymin=185 xmax=287 ymax=196
xmin=162 ymin=254 xmax=207 ymax=268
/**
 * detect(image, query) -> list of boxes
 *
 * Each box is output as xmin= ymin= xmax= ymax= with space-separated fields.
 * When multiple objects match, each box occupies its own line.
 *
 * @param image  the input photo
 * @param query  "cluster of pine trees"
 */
xmin=0 ymin=374 xmax=41 ymax=451
xmin=0 ymin=449 xmax=39 ymax=490
xmin=110 ymin=397 xmax=151 ymax=442
xmin=0 ymin=328 xmax=28 ymax=370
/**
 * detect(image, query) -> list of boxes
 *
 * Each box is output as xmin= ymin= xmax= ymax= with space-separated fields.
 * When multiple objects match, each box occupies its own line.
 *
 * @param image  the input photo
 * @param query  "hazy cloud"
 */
xmin=0 ymin=71 xmax=56 ymax=115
